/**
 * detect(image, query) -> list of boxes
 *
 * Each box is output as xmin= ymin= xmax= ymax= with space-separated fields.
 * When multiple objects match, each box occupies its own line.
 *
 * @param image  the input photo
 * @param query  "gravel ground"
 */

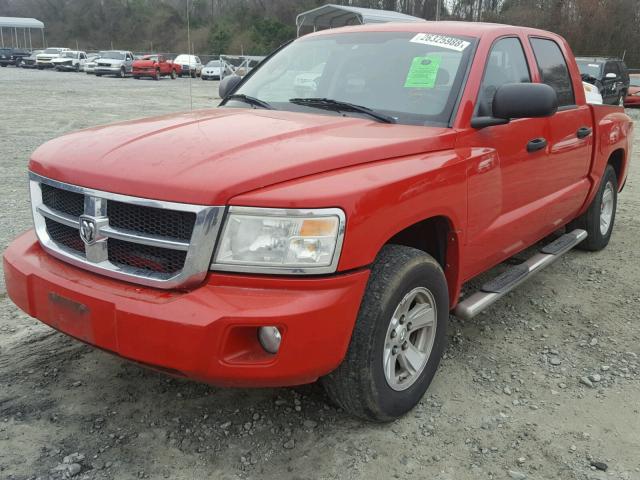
xmin=0 ymin=67 xmax=639 ymax=480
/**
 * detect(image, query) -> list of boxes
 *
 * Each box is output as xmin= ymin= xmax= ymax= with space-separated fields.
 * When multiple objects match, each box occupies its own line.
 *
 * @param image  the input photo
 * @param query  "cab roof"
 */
xmin=305 ymin=21 xmax=561 ymax=40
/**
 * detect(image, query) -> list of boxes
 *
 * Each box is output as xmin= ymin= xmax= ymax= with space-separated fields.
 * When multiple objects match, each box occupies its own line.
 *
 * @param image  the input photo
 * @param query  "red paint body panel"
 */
xmin=4 ymin=22 xmax=634 ymax=386
xmin=4 ymin=231 xmax=369 ymax=386
xmin=132 ymin=55 xmax=179 ymax=78
xmin=624 ymin=85 xmax=640 ymax=106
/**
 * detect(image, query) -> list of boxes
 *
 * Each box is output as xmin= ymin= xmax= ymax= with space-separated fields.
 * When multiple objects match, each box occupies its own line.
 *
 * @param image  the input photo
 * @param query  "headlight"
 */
xmin=212 ymin=206 xmax=345 ymax=274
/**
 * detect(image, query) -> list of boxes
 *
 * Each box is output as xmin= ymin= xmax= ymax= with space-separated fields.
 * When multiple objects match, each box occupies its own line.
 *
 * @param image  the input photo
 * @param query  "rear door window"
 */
xmin=530 ymin=38 xmax=575 ymax=107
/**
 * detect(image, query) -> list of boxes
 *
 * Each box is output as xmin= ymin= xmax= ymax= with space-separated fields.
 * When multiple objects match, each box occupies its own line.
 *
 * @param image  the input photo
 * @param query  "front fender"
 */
xmin=230 ymin=150 xmax=468 ymax=301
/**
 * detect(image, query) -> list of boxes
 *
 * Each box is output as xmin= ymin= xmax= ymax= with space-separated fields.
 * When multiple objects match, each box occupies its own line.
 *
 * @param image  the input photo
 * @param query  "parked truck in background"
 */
xmin=132 ymin=54 xmax=180 ymax=80
xmin=3 ymin=22 xmax=633 ymax=422
xmin=576 ymin=57 xmax=630 ymax=106
xmin=36 ymin=47 xmax=70 ymax=69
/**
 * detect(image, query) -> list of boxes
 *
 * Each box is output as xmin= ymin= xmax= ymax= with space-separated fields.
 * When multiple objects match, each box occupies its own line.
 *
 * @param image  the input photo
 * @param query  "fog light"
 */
xmin=258 ymin=326 xmax=282 ymax=354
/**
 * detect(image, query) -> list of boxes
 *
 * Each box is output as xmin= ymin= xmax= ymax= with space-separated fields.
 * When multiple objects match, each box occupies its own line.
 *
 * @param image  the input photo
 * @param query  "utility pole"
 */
xmin=436 ymin=0 xmax=441 ymax=21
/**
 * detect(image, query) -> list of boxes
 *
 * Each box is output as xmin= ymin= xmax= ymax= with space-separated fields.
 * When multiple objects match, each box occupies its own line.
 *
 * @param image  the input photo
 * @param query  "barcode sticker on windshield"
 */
xmin=410 ymin=33 xmax=470 ymax=52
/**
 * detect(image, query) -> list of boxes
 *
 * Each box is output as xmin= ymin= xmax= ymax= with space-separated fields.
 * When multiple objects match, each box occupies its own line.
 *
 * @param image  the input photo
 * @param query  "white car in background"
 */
xmin=201 ymin=60 xmax=228 ymax=80
xmin=51 ymin=50 xmax=88 ymax=72
xmin=84 ymin=54 xmax=101 ymax=74
xmin=583 ymin=81 xmax=603 ymax=104
xmin=36 ymin=47 xmax=70 ymax=69
xmin=294 ymin=63 xmax=326 ymax=97
xmin=174 ymin=54 xmax=202 ymax=78
xmin=94 ymin=50 xmax=134 ymax=77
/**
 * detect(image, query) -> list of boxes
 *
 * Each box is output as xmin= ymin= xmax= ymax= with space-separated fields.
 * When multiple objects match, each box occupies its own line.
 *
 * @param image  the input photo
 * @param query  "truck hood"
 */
xmin=133 ymin=60 xmax=156 ymax=68
xmin=30 ymin=108 xmax=457 ymax=205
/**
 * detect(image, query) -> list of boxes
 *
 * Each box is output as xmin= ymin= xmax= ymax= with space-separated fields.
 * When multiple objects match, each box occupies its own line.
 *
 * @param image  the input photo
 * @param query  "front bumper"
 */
xmin=95 ymin=66 xmax=123 ymax=75
xmin=4 ymin=231 xmax=369 ymax=387
xmin=133 ymin=68 xmax=157 ymax=77
xmin=624 ymin=95 xmax=640 ymax=106
xmin=54 ymin=64 xmax=76 ymax=71
xmin=36 ymin=61 xmax=55 ymax=68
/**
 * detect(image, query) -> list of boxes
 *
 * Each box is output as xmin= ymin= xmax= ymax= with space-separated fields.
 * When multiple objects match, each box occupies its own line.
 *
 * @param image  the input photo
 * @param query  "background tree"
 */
xmin=0 ymin=0 xmax=637 ymax=66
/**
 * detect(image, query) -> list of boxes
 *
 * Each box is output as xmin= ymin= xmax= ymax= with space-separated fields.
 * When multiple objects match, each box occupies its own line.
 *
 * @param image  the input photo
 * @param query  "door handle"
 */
xmin=526 ymin=137 xmax=547 ymax=153
xmin=576 ymin=127 xmax=592 ymax=139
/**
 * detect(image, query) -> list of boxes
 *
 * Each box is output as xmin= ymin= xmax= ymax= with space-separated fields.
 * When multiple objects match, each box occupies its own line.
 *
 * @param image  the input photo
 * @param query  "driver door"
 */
xmin=457 ymin=36 xmax=552 ymax=280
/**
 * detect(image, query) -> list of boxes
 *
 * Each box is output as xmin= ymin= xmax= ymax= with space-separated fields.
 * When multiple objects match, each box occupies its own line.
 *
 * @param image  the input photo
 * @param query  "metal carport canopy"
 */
xmin=0 ymin=17 xmax=45 ymax=49
xmin=296 ymin=4 xmax=425 ymax=36
xmin=0 ymin=17 xmax=44 ymax=29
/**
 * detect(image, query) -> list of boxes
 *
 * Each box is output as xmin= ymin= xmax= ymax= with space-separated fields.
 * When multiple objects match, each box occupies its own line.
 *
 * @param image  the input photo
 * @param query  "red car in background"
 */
xmin=132 ymin=54 xmax=181 ymax=80
xmin=624 ymin=74 xmax=640 ymax=106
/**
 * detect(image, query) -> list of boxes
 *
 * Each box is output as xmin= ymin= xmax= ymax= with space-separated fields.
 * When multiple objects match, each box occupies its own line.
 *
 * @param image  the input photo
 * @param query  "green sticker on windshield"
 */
xmin=404 ymin=55 xmax=441 ymax=89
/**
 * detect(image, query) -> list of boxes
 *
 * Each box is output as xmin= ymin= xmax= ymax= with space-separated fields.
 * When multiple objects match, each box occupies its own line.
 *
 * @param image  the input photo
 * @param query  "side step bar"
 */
xmin=454 ymin=229 xmax=587 ymax=320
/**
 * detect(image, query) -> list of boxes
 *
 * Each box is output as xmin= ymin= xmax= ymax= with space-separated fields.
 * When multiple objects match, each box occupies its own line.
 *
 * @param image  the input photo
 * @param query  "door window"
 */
xmin=604 ymin=61 xmax=619 ymax=78
xmin=530 ymin=38 xmax=575 ymax=107
xmin=476 ymin=37 xmax=530 ymax=116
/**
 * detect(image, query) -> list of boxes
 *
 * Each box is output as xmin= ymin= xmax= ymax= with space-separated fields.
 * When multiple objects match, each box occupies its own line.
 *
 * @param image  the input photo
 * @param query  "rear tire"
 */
xmin=569 ymin=165 xmax=618 ymax=251
xmin=170 ymin=69 xmax=176 ymax=80
xmin=119 ymin=67 xmax=125 ymax=78
xmin=322 ymin=245 xmax=448 ymax=422
xmin=154 ymin=68 xmax=160 ymax=80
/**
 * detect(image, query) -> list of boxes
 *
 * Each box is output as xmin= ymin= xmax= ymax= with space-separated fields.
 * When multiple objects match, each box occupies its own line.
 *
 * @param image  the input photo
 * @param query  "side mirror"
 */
xmin=472 ymin=83 xmax=558 ymax=129
xmin=605 ymin=72 xmax=617 ymax=79
xmin=219 ymin=75 xmax=242 ymax=99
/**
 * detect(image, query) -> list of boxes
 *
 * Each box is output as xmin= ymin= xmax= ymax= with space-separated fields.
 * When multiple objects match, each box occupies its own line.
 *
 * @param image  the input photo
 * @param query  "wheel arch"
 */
xmin=384 ymin=215 xmax=461 ymax=309
xmin=607 ymin=147 xmax=626 ymax=190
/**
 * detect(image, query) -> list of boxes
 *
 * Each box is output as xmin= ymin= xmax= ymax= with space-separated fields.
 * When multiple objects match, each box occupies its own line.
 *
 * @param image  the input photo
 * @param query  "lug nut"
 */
xmin=407 ymin=322 xmax=412 ymax=331
xmin=390 ymin=330 xmax=397 ymax=338
xmin=402 ymin=342 xmax=408 ymax=350
xmin=392 ymin=346 xmax=399 ymax=355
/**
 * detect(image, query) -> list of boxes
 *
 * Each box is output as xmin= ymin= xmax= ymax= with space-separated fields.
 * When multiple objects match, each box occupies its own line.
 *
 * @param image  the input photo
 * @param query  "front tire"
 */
xmin=322 ymin=245 xmax=448 ymax=422
xmin=569 ymin=165 xmax=618 ymax=251
xmin=119 ymin=67 xmax=125 ymax=78
xmin=170 ymin=69 xmax=176 ymax=80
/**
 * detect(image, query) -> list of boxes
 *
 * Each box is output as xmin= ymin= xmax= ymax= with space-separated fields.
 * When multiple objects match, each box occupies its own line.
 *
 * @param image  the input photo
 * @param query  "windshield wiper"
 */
xmin=289 ymin=97 xmax=396 ymax=124
xmin=226 ymin=94 xmax=273 ymax=110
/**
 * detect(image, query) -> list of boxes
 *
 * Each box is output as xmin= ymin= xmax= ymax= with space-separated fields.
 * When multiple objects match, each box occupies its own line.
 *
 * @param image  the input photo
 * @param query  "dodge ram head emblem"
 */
xmin=79 ymin=216 xmax=98 ymax=245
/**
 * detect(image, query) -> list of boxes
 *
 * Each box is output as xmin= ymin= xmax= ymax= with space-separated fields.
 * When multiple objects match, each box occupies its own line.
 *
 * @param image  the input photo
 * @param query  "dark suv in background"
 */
xmin=0 ymin=48 xmax=31 ymax=67
xmin=576 ymin=57 xmax=630 ymax=105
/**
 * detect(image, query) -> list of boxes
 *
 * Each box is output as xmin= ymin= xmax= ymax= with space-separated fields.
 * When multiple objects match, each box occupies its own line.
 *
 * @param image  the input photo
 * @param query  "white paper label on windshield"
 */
xmin=588 ymin=63 xmax=599 ymax=67
xmin=410 ymin=33 xmax=470 ymax=52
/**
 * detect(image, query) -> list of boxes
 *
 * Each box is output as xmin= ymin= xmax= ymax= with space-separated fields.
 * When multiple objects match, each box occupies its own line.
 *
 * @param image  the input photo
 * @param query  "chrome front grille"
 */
xmin=30 ymin=172 xmax=223 ymax=289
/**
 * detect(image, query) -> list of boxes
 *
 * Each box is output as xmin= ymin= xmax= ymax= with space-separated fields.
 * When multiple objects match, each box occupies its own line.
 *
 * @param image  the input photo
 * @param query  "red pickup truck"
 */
xmin=3 ymin=22 xmax=633 ymax=421
xmin=132 ymin=54 xmax=180 ymax=80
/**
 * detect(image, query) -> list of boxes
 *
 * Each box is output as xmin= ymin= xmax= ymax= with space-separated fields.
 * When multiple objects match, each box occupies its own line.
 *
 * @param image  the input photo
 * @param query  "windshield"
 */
xmin=144 ymin=55 xmax=159 ymax=61
xmin=63 ymin=52 xmax=77 ymax=58
xmin=231 ymin=31 xmax=476 ymax=126
xmin=577 ymin=60 xmax=603 ymax=78
xmin=630 ymin=76 xmax=640 ymax=87
xmin=102 ymin=51 xmax=125 ymax=60
xmin=43 ymin=48 xmax=62 ymax=54
xmin=207 ymin=61 xmax=221 ymax=67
